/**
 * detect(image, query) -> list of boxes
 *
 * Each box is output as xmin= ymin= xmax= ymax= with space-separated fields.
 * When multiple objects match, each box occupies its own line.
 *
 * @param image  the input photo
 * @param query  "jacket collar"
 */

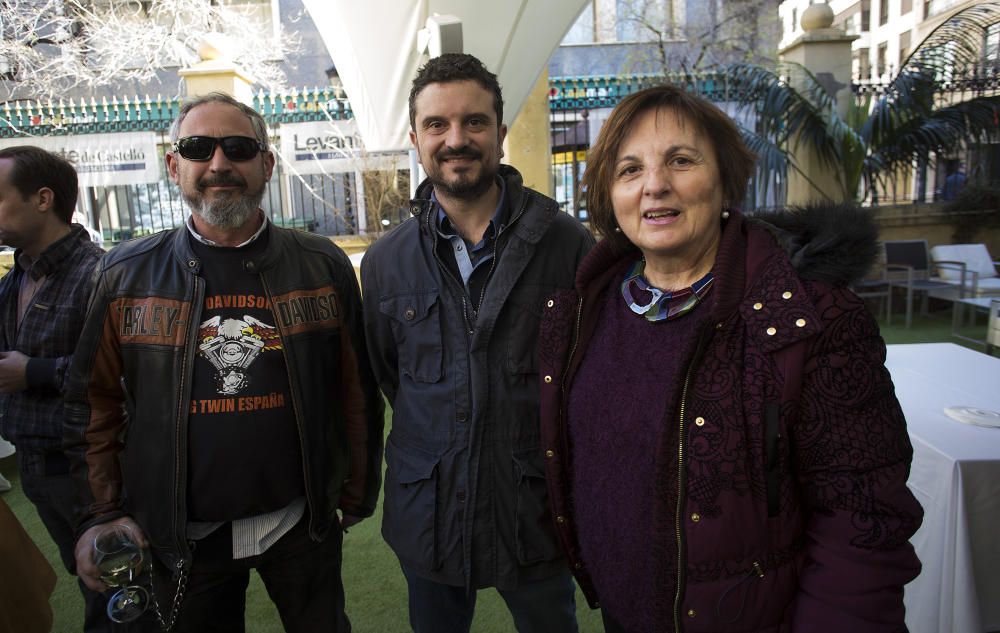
xmin=14 ymin=224 xmax=92 ymax=279
xmin=574 ymin=210 xmax=823 ymax=353
xmin=171 ymin=214 xmax=282 ymax=275
xmin=409 ymin=164 xmax=556 ymax=246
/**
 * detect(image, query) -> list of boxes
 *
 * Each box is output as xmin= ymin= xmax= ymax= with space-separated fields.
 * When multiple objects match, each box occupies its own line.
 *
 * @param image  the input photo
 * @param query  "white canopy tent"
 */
xmin=300 ymin=0 xmax=589 ymax=153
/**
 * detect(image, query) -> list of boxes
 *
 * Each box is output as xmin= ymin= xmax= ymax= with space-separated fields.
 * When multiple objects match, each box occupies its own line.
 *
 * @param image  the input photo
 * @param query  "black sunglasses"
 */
xmin=173 ymin=136 xmax=266 ymax=162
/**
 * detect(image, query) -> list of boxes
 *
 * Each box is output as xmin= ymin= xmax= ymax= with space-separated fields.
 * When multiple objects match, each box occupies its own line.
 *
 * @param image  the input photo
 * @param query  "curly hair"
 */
xmin=408 ymin=53 xmax=504 ymax=129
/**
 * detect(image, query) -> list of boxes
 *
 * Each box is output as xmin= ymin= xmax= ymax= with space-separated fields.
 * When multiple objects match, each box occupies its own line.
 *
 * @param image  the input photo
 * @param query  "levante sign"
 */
xmin=278 ymin=120 xmax=406 ymax=175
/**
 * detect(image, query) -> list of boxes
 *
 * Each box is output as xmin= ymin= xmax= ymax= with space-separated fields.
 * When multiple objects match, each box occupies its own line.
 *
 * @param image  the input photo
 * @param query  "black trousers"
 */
xmin=401 ymin=565 xmax=578 ymax=633
xmin=152 ymin=516 xmax=350 ymax=633
xmin=601 ymin=609 xmax=631 ymax=633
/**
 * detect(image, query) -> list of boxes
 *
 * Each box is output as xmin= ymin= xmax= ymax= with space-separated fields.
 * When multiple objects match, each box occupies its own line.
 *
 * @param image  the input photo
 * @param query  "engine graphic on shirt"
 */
xmin=198 ymin=315 xmax=281 ymax=395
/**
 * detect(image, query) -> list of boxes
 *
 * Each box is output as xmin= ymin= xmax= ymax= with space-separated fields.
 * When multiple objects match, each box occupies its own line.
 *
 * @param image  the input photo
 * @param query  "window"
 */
xmin=879 ymin=0 xmax=889 ymax=26
xmin=899 ymin=31 xmax=911 ymax=68
xmin=614 ymin=0 xmax=681 ymax=43
xmin=877 ymin=42 xmax=888 ymax=77
xmin=562 ymin=2 xmax=595 ymax=44
xmin=842 ymin=14 xmax=857 ymax=36
xmin=792 ymin=8 xmax=798 ymax=32
xmin=924 ymin=0 xmax=963 ymax=19
xmin=616 ymin=0 xmax=644 ymax=41
xmin=856 ymin=47 xmax=871 ymax=80
xmin=901 ymin=0 xmax=912 ymax=14
xmin=835 ymin=3 xmax=862 ymax=36
xmin=987 ymin=24 xmax=1000 ymax=69
xmin=861 ymin=0 xmax=870 ymax=32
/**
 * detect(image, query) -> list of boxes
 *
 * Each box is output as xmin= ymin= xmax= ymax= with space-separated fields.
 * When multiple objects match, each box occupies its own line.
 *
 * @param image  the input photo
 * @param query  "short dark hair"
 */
xmin=169 ymin=92 xmax=270 ymax=150
xmin=584 ymin=84 xmax=756 ymax=248
xmin=0 ymin=145 xmax=79 ymax=224
xmin=408 ymin=53 xmax=504 ymax=129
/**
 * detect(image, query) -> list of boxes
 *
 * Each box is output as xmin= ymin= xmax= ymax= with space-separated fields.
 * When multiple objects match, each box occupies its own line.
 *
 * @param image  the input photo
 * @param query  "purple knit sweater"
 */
xmin=568 ymin=278 xmax=706 ymax=633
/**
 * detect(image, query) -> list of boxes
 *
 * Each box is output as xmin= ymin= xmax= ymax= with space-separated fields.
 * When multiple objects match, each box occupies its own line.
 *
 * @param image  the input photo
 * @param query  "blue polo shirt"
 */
xmin=433 ymin=178 xmax=508 ymax=307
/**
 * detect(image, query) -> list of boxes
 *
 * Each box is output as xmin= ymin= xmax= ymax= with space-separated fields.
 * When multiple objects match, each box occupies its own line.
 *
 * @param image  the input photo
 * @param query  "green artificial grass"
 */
xmin=1 ymin=410 xmax=604 ymax=633
xmin=2 ymin=300 xmax=991 ymax=632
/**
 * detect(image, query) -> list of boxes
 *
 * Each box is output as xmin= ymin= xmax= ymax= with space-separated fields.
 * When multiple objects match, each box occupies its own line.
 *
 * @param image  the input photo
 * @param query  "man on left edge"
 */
xmin=64 ymin=92 xmax=384 ymax=632
xmin=0 ymin=145 xmax=112 ymax=633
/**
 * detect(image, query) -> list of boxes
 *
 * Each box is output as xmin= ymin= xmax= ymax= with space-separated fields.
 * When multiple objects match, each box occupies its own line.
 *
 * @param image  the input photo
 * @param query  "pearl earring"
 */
xmin=614 ymin=226 xmax=622 ymax=233
xmin=721 ymin=210 xmax=730 ymax=219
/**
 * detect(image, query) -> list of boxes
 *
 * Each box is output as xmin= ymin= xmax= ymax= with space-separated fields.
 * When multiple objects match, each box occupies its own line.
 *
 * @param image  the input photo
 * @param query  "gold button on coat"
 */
xmin=796 ymin=318 xmax=807 ymax=327
xmin=544 ymin=375 xmax=552 ymax=383
xmin=691 ymin=513 xmax=701 ymax=522
xmin=782 ymin=291 xmax=793 ymax=299
xmin=766 ymin=327 xmax=777 ymax=336
xmin=545 ymin=450 xmax=554 ymax=458
xmin=688 ymin=609 xmax=697 ymax=618
xmin=753 ymin=302 xmax=763 ymax=310
xmin=695 ymin=416 xmax=705 ymax=427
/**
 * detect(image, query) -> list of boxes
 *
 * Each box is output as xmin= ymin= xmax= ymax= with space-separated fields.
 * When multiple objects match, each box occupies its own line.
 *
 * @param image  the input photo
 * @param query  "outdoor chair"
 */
xmin=928 ymin=243 xmax=1000 ymax=299
xmin=851 ymin=262 xmax=892 ymax=323
xmin=883 ymin=240 xmax=959 ymax=328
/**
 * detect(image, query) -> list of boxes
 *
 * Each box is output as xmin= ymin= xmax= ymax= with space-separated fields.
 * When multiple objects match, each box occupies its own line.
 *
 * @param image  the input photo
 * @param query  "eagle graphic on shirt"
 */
xmin=198 ymin=315 xmax=281 ymax=395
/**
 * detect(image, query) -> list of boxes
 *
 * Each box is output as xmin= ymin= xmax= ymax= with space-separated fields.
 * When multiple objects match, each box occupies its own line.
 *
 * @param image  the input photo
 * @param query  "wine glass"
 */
xmin=92 ymin=524 xmax=150 ymax=623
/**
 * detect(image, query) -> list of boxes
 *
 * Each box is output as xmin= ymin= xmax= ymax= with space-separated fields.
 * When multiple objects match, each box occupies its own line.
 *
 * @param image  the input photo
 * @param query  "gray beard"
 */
xmin=185 ymin=190 xmax=263 ymax=230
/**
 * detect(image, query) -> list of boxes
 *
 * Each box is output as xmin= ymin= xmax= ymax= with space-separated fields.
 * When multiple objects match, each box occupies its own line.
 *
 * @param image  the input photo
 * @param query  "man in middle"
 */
xmin=362 ymin=53 xmax=594 ymax=632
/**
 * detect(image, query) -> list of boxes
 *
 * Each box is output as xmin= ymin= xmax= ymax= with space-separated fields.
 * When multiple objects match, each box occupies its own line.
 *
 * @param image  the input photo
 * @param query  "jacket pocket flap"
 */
xmin=512 ymin=449 xmax=545 ymax=479
xmin=379 ymin=291 xmax=438 ymax=326
xmin=387 ymin=439 xmax=439 ymax=484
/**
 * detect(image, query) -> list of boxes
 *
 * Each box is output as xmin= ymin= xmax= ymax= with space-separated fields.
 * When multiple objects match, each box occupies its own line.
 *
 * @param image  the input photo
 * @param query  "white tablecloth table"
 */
xmin=0 ymin=435 xmax=14 ymax=460
xmin=885 ymin=343 xmax=1000 ymax=633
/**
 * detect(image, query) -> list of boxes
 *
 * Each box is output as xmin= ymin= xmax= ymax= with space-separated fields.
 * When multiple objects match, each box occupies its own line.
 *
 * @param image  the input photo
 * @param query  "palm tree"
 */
xmin=723 ymin=1 xmax=1000 ymax=207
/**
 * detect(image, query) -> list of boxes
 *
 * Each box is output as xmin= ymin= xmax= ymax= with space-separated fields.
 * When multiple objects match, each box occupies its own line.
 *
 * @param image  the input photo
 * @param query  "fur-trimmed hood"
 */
xmin=577 ymin=202 xmax=879 ymax=292
xmin=749 ymin=202 xmax=879 ymax=286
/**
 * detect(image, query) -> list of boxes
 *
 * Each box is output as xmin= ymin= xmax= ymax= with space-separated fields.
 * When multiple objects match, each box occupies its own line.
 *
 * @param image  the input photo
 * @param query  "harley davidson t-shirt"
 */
xmin=186 ymin=229 xmax=304 ymax=522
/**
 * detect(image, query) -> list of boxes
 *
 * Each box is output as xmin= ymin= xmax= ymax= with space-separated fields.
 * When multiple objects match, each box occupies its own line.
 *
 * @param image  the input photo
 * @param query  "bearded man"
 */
xmin=361 ymin=54 xmax=594 ymax=632
xmin=65 ymin=92 xmax=384 ymax=633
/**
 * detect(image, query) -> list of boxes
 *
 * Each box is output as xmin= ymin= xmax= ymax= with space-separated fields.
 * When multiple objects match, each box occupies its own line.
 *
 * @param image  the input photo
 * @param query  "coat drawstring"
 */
xmin=715 ymin=561 xmax=764 ymax=623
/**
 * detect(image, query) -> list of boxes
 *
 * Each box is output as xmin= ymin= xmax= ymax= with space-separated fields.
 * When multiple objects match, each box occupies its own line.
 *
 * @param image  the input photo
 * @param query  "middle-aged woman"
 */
xmin=538 ymin=85 xmax=923 ymax=633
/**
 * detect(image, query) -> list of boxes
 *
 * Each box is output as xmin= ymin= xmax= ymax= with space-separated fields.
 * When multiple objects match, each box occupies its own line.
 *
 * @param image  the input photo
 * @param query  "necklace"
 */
xmin=620 ymin=259 xmax=714 ymax=322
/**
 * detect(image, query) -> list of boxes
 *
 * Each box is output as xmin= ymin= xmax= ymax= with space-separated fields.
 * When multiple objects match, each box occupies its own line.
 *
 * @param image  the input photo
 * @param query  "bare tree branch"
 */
xmin=618 ymin=0 xmax=778 ymax=73
xmin=0 ymin=0 xmax=298 ymax=100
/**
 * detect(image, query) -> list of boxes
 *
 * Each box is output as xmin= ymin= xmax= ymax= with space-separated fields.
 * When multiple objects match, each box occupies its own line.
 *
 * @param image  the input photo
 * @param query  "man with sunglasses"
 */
xmin=65 ymin=92 xmax=384 ymax=632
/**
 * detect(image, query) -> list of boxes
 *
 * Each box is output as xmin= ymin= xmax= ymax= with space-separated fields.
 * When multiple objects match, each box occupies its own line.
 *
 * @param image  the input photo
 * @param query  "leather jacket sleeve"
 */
xmin=63 ymin=261 xmax=128 ymax=529
xmin=333 ymin=258 xmax=386 ymax=518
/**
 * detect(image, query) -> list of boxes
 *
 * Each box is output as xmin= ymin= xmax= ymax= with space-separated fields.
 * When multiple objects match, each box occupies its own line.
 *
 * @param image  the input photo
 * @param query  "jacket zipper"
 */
xmin=420 ymin=188 xmax=530 ymax=584
xmin=673 ymin=364 xmax=694 ymax=632
xmin=674 ymin=326 xmax=713 ymax=632
xmin=259 ymin=274 xmax=316 ymax=538
xmin=470 ymin=241 xmax=499 ymax=323
xmin=174 ymin=275 xmax=203 ymax=569
xmin=432 ymin=244 xmax=475 ymax=336
xmin=560 ymin=297 xmax=585 ymax=404
xmin=470 ymin=198 xmax=528 ymax=321
xmin=426 ymin=207 xmax=475 ymax=336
